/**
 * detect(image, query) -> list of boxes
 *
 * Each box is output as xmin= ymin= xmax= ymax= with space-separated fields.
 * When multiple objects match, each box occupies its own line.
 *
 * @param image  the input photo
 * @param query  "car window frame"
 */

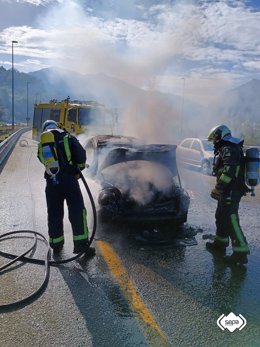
xmin=191 ymin=139 xmax=202 ymax=152
xmin=201 ymin=139 xmax=214 ymax=152
xmin=180 ymin=139 xmax=193 ymax=149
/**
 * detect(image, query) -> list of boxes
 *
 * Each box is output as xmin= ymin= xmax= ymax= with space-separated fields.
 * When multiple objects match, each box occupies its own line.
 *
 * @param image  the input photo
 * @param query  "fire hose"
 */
xmin=0 ymin=171 xmax=97 ymax=312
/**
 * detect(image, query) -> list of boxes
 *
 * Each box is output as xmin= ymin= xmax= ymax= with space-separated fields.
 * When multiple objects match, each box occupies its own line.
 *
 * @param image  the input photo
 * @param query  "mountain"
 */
xmin=0 ymin=66 xmax=203 ymax=142
xmin=29 ymin=67 xmax=145 ymax=107
xmin=208 ymin=79 xmax=260 ymax=144
xmin=0 ymin=65 xmax=259 ymax=144
xmin=0 ymin=66 xmax=44 ymax=123
xmin=29 ymin=67 xmax=205 ymax=140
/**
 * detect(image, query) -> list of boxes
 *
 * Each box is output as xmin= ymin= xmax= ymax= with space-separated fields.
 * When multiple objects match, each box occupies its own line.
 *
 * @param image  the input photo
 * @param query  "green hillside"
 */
xmin=0 ymin=66 xmax=44 ymax=123
xmin=0 ymin=66 xmax=259 ymax=144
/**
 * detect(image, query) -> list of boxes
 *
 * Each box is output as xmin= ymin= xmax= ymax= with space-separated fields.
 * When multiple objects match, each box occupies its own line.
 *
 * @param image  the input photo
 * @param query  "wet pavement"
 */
xmin=0 ymin=132 xmax=260 ymax=347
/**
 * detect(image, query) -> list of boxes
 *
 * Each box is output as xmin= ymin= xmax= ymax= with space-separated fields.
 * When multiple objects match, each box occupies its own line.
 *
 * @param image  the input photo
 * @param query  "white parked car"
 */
xmin=176 ymin=138 xmax=215 ymax=175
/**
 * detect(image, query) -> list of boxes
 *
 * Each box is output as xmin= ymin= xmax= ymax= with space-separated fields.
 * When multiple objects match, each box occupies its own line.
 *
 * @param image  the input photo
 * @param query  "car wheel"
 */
xmin=201 ymin=160 xmax=211 ymax=175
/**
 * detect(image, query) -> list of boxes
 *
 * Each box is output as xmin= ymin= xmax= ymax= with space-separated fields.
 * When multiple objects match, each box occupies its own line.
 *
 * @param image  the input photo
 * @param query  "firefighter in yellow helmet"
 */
xmin=206 ymin=124 xmax=250 ymax=265
xmin=38 ymin=120 xmax=95 ymax=255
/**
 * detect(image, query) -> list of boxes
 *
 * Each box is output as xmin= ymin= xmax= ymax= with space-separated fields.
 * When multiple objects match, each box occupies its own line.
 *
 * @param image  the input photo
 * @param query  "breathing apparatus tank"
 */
xmin=40 ymin=131 xmax=60 ymax=183
xmin=245 ymin=147 xmax=260 ymax=196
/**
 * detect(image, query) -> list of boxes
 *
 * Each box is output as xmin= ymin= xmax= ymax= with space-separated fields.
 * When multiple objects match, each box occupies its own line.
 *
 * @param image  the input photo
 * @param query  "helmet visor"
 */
xmin=45 ymin=123 xmax=58 ymax=131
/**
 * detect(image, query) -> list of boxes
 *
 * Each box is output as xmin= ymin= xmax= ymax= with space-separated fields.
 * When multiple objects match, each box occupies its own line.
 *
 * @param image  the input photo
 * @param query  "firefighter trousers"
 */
xmin=45 ymin=173 xmax=89 ymax=247
xmin=215 ymin=197 xmax=249 ymax=254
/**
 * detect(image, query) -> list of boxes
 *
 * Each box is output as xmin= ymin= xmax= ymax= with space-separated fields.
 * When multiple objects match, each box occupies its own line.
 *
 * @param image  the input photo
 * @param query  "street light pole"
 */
xmin=180 ymin=77 xmax=186 ymax=139
xmin=11 ymin=40 xmax=18 ymax=131
xmin=26 ymin=81 xmax=30 ymax=126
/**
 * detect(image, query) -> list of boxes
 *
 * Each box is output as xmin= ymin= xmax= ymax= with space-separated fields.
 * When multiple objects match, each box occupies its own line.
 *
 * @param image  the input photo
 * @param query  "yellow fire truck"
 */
xmin=33 ymin=97 xmax=116 ymax=140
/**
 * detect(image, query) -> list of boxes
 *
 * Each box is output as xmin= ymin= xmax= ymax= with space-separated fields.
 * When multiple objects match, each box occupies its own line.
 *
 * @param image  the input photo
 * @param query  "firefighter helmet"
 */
xmin=207 ymin=125 xmax=231 ymax=144
xmin=42 ymin=120 xmax=59 ymax=132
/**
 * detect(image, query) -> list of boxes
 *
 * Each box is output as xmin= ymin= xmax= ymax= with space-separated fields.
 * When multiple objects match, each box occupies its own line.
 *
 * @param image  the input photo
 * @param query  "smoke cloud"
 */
xmin=41 ymin=1 xmax=199 ymax=87
xmin=101 ymin=160 xmax=174 ymax=206
xmin=34 ymin=0 xmax=260 ymax=219
xmin=39 ymin=0 xmax=216 ymax=143
xmin=38 ymin=1 xmax=259 ymax=145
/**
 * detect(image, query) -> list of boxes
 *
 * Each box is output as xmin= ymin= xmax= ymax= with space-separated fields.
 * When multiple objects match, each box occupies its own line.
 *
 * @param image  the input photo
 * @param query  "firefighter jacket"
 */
xmin=213 ymin=140 xmax=248 ymax=197
xmin=38 ymin=129 xmax=86 ymax=178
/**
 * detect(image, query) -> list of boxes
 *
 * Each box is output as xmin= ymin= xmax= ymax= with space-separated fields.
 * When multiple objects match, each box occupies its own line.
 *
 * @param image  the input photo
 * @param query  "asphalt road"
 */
xmin=0 ymin=132 xmax=259 ymax=347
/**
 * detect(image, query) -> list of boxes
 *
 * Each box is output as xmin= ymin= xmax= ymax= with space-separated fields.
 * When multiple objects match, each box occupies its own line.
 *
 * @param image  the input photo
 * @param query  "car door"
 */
xmin=189 ymin=139 xmax=202 ymax=168
xmin=177 ymin=138 xmax=193 ymax=165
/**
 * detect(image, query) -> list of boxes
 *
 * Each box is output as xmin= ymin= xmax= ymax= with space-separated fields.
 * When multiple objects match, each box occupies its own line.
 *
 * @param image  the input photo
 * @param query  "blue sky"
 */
xmin=0 ymin=0 xmax=259 ymax=104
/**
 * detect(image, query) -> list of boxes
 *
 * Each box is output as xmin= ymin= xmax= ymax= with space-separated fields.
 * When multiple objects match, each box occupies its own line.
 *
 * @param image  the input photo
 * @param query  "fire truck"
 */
xmin=32 ymin=97 xmax=116 ymax=140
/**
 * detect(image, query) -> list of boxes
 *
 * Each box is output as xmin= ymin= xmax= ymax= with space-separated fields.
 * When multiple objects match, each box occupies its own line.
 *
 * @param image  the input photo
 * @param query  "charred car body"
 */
xmin=85 ymin=135 xmax=190 ymax=227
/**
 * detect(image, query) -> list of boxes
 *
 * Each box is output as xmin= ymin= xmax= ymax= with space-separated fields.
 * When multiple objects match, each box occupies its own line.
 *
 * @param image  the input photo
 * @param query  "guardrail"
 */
xmin=0 ymin=128 xmax=31 ymax=170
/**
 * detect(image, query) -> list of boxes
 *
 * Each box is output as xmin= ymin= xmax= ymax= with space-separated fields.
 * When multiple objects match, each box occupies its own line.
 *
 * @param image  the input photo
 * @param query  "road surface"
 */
xmin=0 ymin=132 xmax=259 ymax=347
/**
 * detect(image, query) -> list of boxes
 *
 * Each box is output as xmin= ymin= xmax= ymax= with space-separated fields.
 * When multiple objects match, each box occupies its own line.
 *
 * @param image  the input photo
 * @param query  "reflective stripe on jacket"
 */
xmin=215 ymin=141 xmax=245 ymax=194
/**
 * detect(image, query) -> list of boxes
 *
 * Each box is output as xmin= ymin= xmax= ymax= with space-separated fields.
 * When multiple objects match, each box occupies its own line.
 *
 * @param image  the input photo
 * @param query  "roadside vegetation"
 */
xmin=0 ymin=122 xmax=25 ymax=142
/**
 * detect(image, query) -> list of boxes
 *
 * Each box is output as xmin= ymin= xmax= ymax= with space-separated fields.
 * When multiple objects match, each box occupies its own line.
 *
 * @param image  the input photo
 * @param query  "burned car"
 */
xmin=85 ymin=135 xmax=142 ymax=174
xmin=85 ymin=135 xmax=190 ymax=227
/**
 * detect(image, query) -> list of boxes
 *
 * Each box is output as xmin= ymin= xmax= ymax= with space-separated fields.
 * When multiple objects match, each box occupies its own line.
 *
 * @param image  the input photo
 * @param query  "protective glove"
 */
xmin=210 ymin=188 xmax=223 ymax=201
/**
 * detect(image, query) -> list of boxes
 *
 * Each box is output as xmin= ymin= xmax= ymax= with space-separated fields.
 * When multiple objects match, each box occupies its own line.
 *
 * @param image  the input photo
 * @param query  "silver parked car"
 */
xmin=176 ymin=138 xmax=215 ymax=175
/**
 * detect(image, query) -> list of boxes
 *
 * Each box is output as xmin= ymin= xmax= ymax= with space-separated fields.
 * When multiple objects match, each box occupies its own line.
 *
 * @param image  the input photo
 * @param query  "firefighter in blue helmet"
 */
xmin=38 ymin=120 xmax=95 ymax=255
xmin=206 ymin=124 xmax=250 ymax=265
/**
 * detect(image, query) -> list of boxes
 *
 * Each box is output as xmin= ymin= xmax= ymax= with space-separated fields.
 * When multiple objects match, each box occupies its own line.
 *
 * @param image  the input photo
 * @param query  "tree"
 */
xmin=0 ymin=105 xmax=5 ymax=121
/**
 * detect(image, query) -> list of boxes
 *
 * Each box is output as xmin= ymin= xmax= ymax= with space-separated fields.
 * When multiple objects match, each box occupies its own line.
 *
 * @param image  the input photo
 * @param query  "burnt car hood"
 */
xmin=91 ymin=134 xmax=140 ymax=149
xmin=98 ymin=144 xmax=179 ymax=177
xmin=95 ymin=143 xmax=190 ymax=224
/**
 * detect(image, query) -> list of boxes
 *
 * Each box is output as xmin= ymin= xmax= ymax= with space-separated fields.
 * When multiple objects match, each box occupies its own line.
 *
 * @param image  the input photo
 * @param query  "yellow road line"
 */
xmin=97 ymin=240 xmax=170 ymax=347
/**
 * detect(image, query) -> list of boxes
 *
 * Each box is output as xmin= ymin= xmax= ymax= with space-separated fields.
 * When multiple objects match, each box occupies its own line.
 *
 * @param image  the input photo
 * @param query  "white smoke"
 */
xmin=37 ymin=0 xmax=211 ymax=143
xmin=33 ymin=0 xmax=259 ymax=220
xmin=41 ymin=1 xmax=199 ymax=87
xmin=100 ymin=160 xmax=174 ymax=206
xmin=38 ymin=2 xmax=259 ymax=144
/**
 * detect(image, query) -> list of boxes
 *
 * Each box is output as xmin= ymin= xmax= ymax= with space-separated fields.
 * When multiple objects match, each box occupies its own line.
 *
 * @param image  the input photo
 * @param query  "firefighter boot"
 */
xmin=73 ymin=242 xmax=96 ymax=256
xmin=50 ymin=242 xmax=64 ymax=254
xmin=206 ymin=240 xmax=227 ymax=254
xmin=224 ymin=252 xmax=248 ymax=265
